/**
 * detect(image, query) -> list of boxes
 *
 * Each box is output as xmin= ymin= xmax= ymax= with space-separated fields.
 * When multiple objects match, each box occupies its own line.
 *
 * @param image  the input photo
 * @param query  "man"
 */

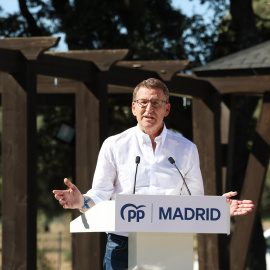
xmin=53 ymin=78 xmax=254 ymax=270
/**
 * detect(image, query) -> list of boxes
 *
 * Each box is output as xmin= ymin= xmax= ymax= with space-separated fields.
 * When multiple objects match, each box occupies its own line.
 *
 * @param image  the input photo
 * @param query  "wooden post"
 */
xmin=225 ymin=96 xmax=237 ymax=192
xmin=192 ymin=91 xmax=227 ymax=270
xmin=1 ymin=73 xmax=28 ymax=269
xmin=26 ymin=60 xmax=38 ymax=270
xmin=230 ymin=91 xmax=270 ymax=270
xmin=220 ymin=102 xmax=230 ymax=192
xmin=73 ymin=82 xmax=104 ymax=269
xmin=97 ymin=72 xmax=109 ymax=144
xmin=0 ymin=37 xmax=62 ymax=270
xmin=2 ymin=61 xmax=37 ymax=270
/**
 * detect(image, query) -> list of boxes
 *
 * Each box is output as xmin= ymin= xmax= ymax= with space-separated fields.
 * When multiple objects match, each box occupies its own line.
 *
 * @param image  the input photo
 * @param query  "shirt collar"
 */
xmin=135 ymin=123 xmax=168 ymax=146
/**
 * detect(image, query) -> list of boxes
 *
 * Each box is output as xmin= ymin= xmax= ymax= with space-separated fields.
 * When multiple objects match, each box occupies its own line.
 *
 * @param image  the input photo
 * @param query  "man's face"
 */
xmin=132 ymin=87 xmax=170 ymax=136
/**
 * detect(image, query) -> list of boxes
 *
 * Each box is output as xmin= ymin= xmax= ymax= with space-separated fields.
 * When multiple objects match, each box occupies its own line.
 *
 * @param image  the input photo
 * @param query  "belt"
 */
xmin=108 ymin=233 xmax=128 ymax=241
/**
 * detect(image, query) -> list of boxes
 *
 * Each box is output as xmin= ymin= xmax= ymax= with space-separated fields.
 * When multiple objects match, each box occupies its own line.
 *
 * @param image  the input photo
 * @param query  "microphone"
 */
xmin=168 ymin=157 xmax=191 ymax=195
xmin=133 ymin=156 xmax=140 ymax=194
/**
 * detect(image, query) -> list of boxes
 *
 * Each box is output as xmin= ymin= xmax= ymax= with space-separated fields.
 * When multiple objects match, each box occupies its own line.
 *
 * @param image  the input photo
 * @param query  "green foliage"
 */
xmin=253 ymin=0 xmax=270 ymax=41
xmin=37 ymin=249 xmax=51 ymax=269
xmin=60 ymin=0 xmax=188 ymax=60
xmin=0 ymin=13 xmax=28 ymax=37
xmin=0 ymin=0 xmax=229 ymax=66
xmin=210 ymin=0 xmax=270 ymax=60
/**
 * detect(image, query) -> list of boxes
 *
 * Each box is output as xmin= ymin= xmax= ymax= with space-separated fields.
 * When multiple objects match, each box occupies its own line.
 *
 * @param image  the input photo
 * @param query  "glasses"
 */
xmin=134 ymin=99 xmax=168 ymax=109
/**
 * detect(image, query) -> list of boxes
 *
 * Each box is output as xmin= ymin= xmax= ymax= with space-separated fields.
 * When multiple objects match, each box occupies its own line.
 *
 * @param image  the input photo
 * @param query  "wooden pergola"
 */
xmin=192 ymin=40 xmax=270 ymax=270
xmin=0 ymin=37 xmax=269 ymax=270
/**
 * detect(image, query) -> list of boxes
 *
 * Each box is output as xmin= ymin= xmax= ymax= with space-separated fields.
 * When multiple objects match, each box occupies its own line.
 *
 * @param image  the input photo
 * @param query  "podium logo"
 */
xmin=120 ymin=204 xmax=146 ymax=222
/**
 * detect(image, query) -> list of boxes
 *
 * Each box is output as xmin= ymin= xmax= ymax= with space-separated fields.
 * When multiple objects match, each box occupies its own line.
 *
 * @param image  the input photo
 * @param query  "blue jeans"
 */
xmin=103 ymin=234 xmax=128 ymax=270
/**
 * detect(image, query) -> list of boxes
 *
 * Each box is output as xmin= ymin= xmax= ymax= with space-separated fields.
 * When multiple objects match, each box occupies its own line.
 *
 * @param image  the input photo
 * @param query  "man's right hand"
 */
xmin=53 ymin=178 xmax=84 ymax=209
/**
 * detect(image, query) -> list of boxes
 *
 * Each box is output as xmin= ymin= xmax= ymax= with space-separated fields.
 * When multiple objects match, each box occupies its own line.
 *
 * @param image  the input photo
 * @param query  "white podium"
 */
xmin=70 ymin=194 xmax=230 ymax=270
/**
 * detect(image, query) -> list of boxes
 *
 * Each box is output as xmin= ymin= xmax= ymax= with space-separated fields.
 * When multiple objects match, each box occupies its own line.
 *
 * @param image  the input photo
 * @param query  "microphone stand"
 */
xmin=168 ymin=157 xmax=191 ymax=195
xmin=133 ymin=156 xmax=140 ymax=194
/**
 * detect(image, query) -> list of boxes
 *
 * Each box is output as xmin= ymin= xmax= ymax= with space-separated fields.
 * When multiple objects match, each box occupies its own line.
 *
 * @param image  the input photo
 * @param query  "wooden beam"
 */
xmin=166 ymin=74 xmax=216 ymax=99
xmin=108 ymin=65 xmax=159 ymax=87
xmin=37 ymin=54 xmax=99 ymax=82
xmin=194 ymin=68 xmax=270 ymax=77
xmin=37 ymin=93 xmax=75 ymax=105
xmin=230 ymin=91 xmax=270 ymax=270
xmin=1 ymin=73 xmax=28 ymax=269
xmin=197 ymin=76 xmax=270 ymax=95
xmin=115 ymin=60 xmax=189 ymax=81
xmin=16 ymin=72 xmax=217 ymax=100
xmin=0 ymin=37 xmax=59 ymax=60
xmin=37 ymin=50 xmax=130 ymax=84
xmin=46 ymin=49 xmax=129 ymax=71
xmin=37 ymin=75 xmax=77 ymax=94
xmin=108 ymin=84 xmax=134 ymax=95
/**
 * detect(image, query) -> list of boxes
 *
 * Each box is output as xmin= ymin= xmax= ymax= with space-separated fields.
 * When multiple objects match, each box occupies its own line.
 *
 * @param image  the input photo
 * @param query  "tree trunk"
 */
xmin=230 ymin=0 xmax=260 ymax=49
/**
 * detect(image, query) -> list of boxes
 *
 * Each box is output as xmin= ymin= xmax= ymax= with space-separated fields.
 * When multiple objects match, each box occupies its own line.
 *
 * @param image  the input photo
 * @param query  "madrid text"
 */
xmin=159 ymin=207 xmax=221 ymax=221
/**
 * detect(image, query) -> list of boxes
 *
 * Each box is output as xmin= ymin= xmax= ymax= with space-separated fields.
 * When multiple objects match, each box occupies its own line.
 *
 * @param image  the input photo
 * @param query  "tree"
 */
xmin=209 ymin=0 xmax=270 ymax=60
xmin=0 ymin=0 xmax=221 ymax=66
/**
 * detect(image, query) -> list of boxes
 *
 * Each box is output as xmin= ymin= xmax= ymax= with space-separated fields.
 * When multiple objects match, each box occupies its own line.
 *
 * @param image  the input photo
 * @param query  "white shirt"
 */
xmin=85 ymin=124 xmax=204 ymax=204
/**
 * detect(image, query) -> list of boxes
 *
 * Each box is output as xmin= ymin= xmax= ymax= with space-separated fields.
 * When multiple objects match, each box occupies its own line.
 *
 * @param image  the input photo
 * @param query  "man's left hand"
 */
xmin=222 ymin=191 xmax=254 ymax=217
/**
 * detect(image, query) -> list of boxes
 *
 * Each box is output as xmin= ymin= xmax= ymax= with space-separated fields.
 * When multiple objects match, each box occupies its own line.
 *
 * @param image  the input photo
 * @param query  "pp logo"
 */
xmin=120 ymin=204 xmax=146 ymax=222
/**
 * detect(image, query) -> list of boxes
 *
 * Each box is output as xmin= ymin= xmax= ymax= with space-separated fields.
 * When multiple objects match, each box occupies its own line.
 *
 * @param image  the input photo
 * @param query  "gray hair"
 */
xmin=133 ymin=78 xmax=170 ymax=102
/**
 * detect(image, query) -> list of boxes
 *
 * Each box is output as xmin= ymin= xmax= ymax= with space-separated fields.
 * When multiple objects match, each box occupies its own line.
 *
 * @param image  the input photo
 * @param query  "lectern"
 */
xmin=70 ymin=194 xmax=230 ymax=270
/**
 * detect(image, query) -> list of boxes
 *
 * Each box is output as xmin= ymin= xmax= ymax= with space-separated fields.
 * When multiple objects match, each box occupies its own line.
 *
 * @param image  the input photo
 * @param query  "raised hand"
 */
xmin=223 ymin=191 xmax=254 ymax=216
xmin=53 ymin=178 xmax=84 ymax=209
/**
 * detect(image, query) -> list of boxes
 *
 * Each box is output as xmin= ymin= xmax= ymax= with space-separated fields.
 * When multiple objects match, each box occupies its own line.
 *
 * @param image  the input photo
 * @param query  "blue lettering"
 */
xmin=173 ymin=207 xmax=184 ymax=220
xmin=185 ymin=208 xmax=195 ymax=220
xmin=159 ymin=207 xmax=221 ymax=221
xmin=196 ymin=208 xmax=205 ymax=220
xmin=137 ymin=210 xmax=145 ymax=222
xmin=211 ymin=208 xmax=220 ymax=220
xmin=128 ymin=210 xmax=136 ymax=222
xmin=206 ymin=208 xmax=209 ymax=220
xmin=159 ymin=207 xmax=172 ymax=220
